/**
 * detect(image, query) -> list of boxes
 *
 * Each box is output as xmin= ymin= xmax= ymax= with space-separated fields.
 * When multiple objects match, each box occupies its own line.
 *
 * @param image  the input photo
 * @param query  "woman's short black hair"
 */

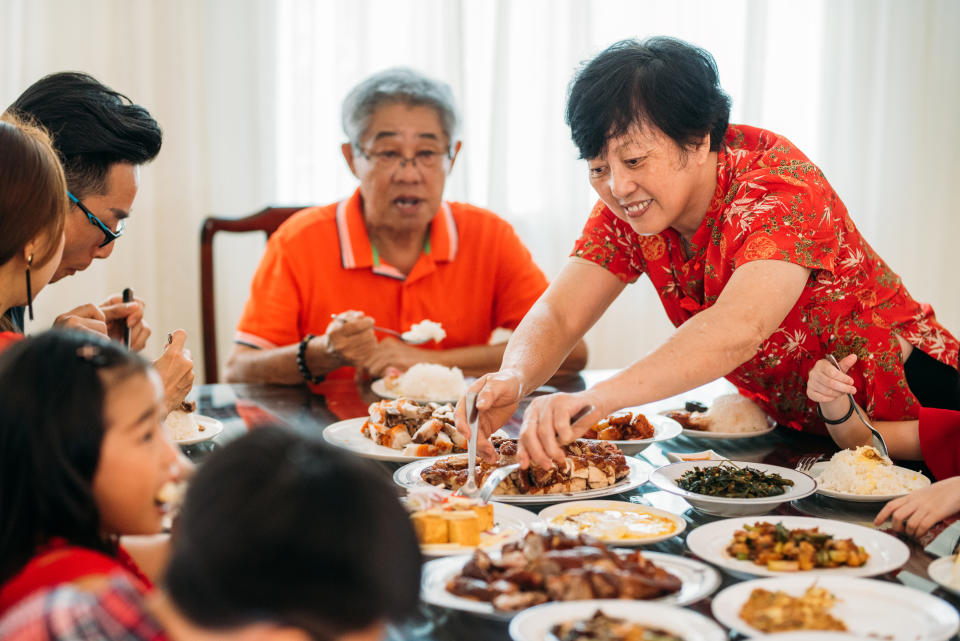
xmin=165 ymin=426 xmax=422 ymax=639
xmin=0 ymin=330 xmax=151 ymax=584
xmin=7 ymin=71 xmax=162 ymax=197
xmin=565 ymin=37 xmax=731 ymax=159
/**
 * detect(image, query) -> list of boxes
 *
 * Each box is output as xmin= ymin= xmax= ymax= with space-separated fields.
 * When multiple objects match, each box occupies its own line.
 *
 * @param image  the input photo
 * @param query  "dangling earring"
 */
xmin=25 ymin=254 xmax=34 ymax=321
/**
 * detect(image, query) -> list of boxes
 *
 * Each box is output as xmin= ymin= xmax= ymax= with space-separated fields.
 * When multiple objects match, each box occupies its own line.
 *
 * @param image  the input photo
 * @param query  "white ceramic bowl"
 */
xmin=649 ymin=460 xmax=816 ymax=517
xmin=928 ymin=555 xmax=960 ymax=597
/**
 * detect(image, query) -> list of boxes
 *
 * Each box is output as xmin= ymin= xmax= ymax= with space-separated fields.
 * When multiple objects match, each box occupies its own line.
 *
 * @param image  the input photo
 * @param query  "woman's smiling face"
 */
xmin=587 ymin=123 xmax=714 ymax=239
xmin=92 ymin=369 xmax=178 ymax=536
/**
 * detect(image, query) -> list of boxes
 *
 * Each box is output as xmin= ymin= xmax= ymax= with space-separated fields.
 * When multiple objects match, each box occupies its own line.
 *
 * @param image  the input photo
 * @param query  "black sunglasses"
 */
xmin=67 ymin=191 xmax=125 ymax=248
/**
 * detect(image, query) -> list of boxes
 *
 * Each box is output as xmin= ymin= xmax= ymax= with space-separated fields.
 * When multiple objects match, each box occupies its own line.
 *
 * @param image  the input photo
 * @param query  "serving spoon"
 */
xmin=825 ymin=354 xmax=890 ymax=458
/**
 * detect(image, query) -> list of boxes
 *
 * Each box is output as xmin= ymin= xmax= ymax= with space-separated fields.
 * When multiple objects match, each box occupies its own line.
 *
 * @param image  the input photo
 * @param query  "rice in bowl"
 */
xmin=387 ymin=363 xmax=465 ymax=400
xmin=817 ymin=446 xmax=928 ymax=496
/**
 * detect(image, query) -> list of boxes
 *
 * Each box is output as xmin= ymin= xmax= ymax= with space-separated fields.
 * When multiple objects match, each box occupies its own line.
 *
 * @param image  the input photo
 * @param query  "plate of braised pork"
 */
xmin=394 ymin=437 xmax=649 ymax=504
xmin=421 ymin=529 xmax=720 ymax=619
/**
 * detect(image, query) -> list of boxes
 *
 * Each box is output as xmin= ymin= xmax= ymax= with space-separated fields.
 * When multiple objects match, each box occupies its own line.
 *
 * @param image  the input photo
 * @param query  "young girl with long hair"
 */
xmin=0 ymin=330 xmax=180 ymax=614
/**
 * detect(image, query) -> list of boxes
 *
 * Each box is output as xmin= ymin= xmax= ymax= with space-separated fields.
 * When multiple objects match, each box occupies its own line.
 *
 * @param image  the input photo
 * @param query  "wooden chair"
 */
xmin=200 ymin=206 xmax=305 ymax=383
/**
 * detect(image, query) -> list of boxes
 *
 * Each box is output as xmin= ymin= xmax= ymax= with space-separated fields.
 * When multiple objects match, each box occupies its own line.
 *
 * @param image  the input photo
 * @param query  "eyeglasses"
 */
xmin=354 ymin=146 xmax=451 ymax=171
xmin=67 ymin=191 xmax=125 ymax=248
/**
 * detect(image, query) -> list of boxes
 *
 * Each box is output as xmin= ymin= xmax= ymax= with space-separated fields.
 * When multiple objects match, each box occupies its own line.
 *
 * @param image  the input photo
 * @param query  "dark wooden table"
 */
xmin=185 ymin=372 xmax=960 ymax=640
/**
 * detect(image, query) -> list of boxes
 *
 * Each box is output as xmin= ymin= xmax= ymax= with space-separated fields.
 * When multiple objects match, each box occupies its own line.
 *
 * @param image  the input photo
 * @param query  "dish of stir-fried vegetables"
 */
xmin=727 ymin=521 xmax=869 ymax=571
xmin=676 ymin=462 xmax=794 ymax=498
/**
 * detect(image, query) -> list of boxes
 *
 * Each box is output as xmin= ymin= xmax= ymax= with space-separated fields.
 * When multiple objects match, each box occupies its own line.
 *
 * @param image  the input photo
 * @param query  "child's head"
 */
xmin=164 ymin=426 xmax=422 ymax=641
xmin=0 ymin=330 xmax=178 ymax=582
xmin=0 ymin=113 xmax=68 ymax=322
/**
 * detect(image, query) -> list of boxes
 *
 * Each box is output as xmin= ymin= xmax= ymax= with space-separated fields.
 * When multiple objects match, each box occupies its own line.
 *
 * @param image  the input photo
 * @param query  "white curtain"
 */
xmin=2 ymin=0 xmax=958 ymax=380
xmin=1 ymin=0 xmax=279 ymax=372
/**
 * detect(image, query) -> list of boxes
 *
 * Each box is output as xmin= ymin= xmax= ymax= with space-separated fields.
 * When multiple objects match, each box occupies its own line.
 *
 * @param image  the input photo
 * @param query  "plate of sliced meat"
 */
xmin=394 ymin=438 xmax=649 ymax=504
xmin=323 ymin=398 xmax=474 ymax=462
xmin=421 ymin=528 xmax=720 ymax=619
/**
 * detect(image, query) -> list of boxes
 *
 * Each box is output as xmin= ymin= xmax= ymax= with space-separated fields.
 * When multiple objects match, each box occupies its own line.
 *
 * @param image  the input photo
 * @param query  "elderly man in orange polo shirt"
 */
xmin=225 ymin=68 xmax=587 ymax=386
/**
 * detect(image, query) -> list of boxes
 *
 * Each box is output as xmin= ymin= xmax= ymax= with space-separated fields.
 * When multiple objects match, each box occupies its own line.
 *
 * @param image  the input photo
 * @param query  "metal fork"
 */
xmin=328 ymin=313 xmax=430 ymax=344
xmin=795 ymin=455 xmax=822 ymax=472
xmin=825 ymin=354 xmax=890 ymax=458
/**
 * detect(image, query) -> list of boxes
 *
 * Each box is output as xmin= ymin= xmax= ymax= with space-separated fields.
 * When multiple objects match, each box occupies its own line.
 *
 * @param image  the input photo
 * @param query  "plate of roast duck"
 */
xmin=420 ymin=528 xmax=720 ymax=619
xmin=581 ymin=408 xmax=682 ymax=454
xmin=393 ymin=436 xmax=649 ymax=505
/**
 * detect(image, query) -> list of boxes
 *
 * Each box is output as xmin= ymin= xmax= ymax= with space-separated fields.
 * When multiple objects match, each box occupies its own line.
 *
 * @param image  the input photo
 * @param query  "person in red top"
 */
xmin=459 ymin=37 xmax=958 ymax=470
xmin=0 ymin=331 xmax=181 ymax=615
xmin=808 ymin=355 xmax=960 ymax=537
xmin=0 ymin=427 xmax=422 ymax=641
xmin=225 ymin=68 xmax=586 ymax=386
xmin=0 ymin=114 xmax=68 ymax=349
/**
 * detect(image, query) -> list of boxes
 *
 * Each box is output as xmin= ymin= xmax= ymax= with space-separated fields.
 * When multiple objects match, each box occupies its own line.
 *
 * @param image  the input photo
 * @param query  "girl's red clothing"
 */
xmin=0 ymin=331 xmax=23 ymax=352
xmin=918 ymin=407 xmax=960 ymax=480
xmin=0 ymin=539 xmax=151 ymax=616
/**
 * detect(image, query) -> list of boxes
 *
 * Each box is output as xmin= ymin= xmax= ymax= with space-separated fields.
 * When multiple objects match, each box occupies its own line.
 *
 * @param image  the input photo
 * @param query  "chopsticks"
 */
xmin=122 ymin=287 xmax=133 ymax=348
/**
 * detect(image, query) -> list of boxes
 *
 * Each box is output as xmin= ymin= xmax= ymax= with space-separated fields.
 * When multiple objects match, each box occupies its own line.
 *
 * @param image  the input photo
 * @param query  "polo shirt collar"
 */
xmin=336 ymin=189 xmax=458 ymax=277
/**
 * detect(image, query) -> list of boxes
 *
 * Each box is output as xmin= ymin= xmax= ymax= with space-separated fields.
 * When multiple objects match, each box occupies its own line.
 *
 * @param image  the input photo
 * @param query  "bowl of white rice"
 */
xmin=811 ymin=446 xmax=931 ymax=502
xmin=379 ymin=363 xmax=466 ymax=403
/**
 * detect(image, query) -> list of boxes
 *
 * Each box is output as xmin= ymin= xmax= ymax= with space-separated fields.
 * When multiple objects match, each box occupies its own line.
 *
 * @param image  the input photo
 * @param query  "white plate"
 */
xmin=419 ymin=502 xmax=541 ymax=558
xmin=664 ymin=449 xmax=726 ymax=463
xmin=747 ymin=634 xmax=862 ymax=640
xmin=650 ymin=460 xmax=816 ymax=517
xmin=422 ymin=550 xmax=721 ymax=620
xmin=686 ymin=515 xmax=910 ymax=579
xmin=323 ymin=417 xmax=446 ymax=462
xmin=508 ymin=599 xmax=727 ymax=641
xmin=394 ymin=456 xmax=649 ymax=505
xmin=808 ymin=461 xmax=932 ymax=502
xmin=174 ymin=415 xmax=223 ymax=445
xmin=537 ymin=500 xmax=686 ymax=546
xmin=370 ymin=377 xmax=461 ymax=404
xmin=680 ymin=423 xmax=777 ymax=440
xmin=711 ymin=575 xmax=959 ymax=640
xmin=582 ymin=414 xmax=683 ymax=455
xmin=928 ymin=555 xmax=960 ymax=597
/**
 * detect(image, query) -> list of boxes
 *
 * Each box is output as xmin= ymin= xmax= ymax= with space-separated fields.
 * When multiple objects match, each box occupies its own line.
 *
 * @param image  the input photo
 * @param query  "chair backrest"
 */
xmin=199 ymin=206 xmax=305 ymax=383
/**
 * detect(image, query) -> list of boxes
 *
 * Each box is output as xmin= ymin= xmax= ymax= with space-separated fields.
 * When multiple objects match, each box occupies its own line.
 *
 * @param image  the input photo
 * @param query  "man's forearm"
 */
xmin=224 ymin=339 xmax=342 ymax=385
xmin=224 ymin=344 xmax=305 ymax=384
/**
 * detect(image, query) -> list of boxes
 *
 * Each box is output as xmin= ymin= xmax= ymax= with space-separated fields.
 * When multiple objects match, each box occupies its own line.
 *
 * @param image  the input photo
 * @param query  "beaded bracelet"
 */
xmin=817 ymin=397 xmax=855 ymax=425
xmin=296 ymin=334 xmax=324 ymax=384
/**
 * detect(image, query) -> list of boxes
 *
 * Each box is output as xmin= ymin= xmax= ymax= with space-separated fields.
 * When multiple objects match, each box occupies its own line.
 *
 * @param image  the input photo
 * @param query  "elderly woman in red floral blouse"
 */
xmin=459 ymin=37 xmax=959 ymax=469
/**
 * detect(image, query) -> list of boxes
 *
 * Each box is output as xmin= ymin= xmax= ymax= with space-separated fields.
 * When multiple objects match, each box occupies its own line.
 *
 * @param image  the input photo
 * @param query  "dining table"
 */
xmin=184 ymin=370 xmax=960 ymax=641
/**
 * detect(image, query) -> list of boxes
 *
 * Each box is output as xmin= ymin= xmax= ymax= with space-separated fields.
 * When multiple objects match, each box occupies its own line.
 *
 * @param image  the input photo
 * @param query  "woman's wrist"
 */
xmin=817 ymin=397 xmax=855 ymax=424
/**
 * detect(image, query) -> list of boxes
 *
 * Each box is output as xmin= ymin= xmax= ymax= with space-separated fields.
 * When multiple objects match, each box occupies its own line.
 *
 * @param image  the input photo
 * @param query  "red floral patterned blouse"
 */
xmin=572 ymin=124 xmax=959 ymax=434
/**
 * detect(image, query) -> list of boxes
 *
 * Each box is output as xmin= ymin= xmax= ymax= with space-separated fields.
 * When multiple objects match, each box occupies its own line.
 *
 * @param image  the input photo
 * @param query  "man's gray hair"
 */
xmin=341 ymin=67 xmax=460 ymax=147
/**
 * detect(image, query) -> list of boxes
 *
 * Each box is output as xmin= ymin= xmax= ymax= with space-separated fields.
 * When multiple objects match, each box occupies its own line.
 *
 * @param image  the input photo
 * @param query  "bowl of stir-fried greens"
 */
xmin=650 ymin=460 xmax=817 ymax=516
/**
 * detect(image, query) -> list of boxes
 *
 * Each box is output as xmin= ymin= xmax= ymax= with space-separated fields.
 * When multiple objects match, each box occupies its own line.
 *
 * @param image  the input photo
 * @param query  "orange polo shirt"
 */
xmin=235 ymin=189 xmax=549 ymax=376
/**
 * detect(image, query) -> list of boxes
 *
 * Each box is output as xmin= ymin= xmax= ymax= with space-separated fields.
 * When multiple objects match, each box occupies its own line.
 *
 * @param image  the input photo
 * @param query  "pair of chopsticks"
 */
xmin=122 ymin=287 xmax=133 ymax=347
